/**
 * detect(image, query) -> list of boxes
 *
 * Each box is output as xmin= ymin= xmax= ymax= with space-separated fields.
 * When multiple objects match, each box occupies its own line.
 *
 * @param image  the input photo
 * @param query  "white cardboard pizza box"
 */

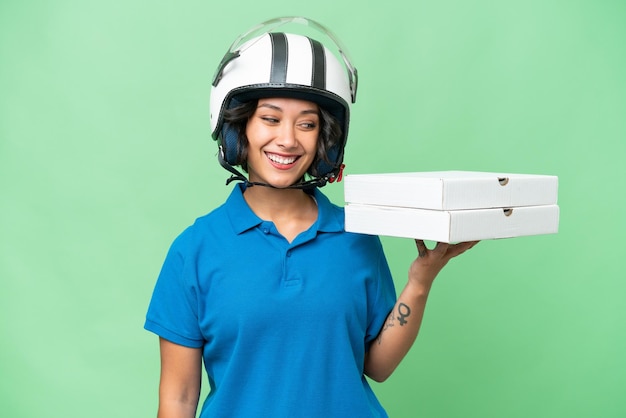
xmin=344 ymin=171 xmax=558 ymax=210
xmin=344 ymin=203 xmax=560 ymax=243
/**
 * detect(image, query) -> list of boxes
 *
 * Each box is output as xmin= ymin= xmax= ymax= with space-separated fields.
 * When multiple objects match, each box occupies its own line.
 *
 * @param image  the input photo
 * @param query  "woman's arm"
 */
xmin=157 ymin=338 xmax=203 ymax=418
xmin=364 ymin=239 xmax=478 ymax=382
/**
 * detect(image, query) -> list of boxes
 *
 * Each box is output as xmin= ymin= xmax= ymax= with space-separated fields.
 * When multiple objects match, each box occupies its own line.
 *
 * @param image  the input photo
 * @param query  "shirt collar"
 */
xmin=225 ymin=184 xmax=344 ymax=235
xmin=225 ymin=184 xmax=263 ymax=235
xmin=311 ymin=187 xmax=344 ymax=233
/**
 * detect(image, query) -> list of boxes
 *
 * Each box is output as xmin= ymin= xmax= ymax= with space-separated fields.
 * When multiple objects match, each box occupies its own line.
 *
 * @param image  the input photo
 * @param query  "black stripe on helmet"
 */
xmin=269 ymin=33 xmax=288 ymax=83
xmin=309 ymin=38 xmax=326 ymax=89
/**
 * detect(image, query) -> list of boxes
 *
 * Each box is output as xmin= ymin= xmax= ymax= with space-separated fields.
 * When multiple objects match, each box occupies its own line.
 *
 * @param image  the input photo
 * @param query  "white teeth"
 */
xmin=267 ymin=153 xmax=297 ymax=165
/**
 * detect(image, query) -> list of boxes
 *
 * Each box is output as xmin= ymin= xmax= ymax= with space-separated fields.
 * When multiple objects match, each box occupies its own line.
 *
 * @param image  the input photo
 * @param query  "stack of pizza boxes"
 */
xmin=344 ymin=171 xmax=559 ymax=243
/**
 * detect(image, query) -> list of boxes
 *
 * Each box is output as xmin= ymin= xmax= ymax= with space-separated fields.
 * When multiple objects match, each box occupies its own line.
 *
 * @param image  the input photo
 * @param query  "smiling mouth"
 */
xmin=266 ymin=152 xmax=299 ymax=165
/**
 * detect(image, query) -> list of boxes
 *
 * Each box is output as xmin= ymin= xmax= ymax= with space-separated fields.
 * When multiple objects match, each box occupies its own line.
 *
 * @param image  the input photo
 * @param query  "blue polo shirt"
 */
xmin=145 ymin=184 xmax=396 ymax=417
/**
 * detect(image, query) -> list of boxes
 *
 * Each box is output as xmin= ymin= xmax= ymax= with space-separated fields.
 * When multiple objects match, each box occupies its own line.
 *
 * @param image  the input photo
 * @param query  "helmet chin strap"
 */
xmin=217 ymin=146 xmax=332 ymax=190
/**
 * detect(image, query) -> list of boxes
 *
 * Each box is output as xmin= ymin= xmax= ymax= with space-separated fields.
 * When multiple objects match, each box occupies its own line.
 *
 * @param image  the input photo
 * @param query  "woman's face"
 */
xmin=245 ymin=97 xmax=320 ymax=188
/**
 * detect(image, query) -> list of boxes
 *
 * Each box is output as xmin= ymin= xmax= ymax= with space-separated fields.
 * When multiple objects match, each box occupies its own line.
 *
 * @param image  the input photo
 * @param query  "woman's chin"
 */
xmin=264 ymin=178 xmax=301 ymax=189
xmin=249 ymin=172 xmax=307 ymax=189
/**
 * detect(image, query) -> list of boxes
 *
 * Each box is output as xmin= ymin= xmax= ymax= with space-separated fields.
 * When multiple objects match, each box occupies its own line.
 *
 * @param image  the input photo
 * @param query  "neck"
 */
xmin=243 ymin=184 xmax=318 ymax=243
xmin=243 ymin=184 xmax=314 ymax=220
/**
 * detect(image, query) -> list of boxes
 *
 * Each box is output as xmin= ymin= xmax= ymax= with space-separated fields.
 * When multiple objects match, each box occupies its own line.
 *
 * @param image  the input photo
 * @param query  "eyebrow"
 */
xmin=257 ymin=103 xmax=319 ymax=115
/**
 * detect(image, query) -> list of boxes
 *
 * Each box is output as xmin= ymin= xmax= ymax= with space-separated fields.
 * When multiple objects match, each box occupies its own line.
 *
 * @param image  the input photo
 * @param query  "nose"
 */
xmin=275 ymin=123 xmax=298 ymax=149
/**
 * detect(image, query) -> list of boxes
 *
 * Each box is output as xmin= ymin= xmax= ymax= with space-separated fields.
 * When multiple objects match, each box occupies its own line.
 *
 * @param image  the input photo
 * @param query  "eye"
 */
xmin=260 ymin=116 xmax=279 ymax=124
xmin=299 ymin=122 xmax=316 ymax=130
xmin=298 ymin=119 xmax=319 ymax=130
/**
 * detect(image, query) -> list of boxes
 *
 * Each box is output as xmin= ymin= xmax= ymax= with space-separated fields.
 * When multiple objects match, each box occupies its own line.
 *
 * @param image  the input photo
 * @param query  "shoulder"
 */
xmin=166 ymin=202 xmax=230 ymax=256
xmin=170 ymin=184 xmax=248 ymax=250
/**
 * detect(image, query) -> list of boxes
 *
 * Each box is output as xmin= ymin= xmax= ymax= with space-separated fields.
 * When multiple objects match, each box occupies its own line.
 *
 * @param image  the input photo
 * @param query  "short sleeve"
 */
xmin=364 ymin=237 xmax=396 ymax=345
xmin=144 ymin=232 xmax=204 ymax=348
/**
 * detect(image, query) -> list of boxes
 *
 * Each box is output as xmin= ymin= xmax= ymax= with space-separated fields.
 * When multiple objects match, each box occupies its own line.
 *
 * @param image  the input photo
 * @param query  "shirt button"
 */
xmin=263 ymin=228 xmax=270 ymax=234
xmin=286 ymin=250 xmax=292 ymax=257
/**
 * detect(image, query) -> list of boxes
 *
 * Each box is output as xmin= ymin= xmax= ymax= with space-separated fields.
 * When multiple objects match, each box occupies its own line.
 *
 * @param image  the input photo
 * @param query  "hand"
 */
xmin=408 ymin=240 xmax=479 ymax=288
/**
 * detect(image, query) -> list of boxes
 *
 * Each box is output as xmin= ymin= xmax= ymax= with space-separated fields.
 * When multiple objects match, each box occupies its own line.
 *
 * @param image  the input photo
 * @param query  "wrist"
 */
xmin=403 ymin=278 xmax=432 ymax=300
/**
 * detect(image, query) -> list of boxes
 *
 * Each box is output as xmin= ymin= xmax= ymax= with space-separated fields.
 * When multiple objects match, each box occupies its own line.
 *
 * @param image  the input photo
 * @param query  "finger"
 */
xmin=414 ymin=239 xmax=428 ymax=258
xmin=433 ymin=241 xmax=450 ymax=255
xmin=448 ymin=240 xmax=479 ymax=257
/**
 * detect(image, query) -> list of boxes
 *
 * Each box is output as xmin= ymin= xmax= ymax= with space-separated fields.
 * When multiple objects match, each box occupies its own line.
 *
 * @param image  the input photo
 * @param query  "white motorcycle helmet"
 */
xmin=210 ymin=16 xmax=358 ymax=188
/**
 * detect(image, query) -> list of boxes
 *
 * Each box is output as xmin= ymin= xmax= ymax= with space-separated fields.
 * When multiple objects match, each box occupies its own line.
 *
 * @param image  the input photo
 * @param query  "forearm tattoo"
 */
xmin=397 ymin=303 xmax=411 ymax=326
xmin=376 ymin=311 xmax=395 ymax=345
xmin=376 ymin=303 xmax=412 ymax=345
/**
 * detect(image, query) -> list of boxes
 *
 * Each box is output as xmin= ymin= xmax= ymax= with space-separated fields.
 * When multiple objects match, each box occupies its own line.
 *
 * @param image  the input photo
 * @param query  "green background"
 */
xmin=1 ymin=0 xmax=624 ymax=417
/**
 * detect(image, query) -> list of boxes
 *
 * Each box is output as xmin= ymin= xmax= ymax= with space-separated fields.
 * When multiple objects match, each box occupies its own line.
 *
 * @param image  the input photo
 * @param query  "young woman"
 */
xmin=145 ymin=17 xmax=477 ymax=418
